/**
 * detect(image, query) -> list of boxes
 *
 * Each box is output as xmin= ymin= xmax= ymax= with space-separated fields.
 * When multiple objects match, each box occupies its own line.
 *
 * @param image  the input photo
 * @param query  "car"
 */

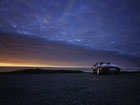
xmin=91 ymin=62 xmax=120 ymax=75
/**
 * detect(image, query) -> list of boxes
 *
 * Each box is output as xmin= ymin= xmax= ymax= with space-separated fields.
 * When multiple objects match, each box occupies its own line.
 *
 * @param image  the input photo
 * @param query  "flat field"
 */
xmin=0 ymin=73 xmax=140 ymax=105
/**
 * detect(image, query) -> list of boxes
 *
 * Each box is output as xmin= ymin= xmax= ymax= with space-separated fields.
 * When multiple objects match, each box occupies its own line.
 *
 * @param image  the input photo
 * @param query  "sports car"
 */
xmin=91 ymin=62 xmax=120 ymax=75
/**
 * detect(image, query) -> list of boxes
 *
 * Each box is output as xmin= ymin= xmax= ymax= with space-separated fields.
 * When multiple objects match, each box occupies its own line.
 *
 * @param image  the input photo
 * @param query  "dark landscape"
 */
xmin=0 ymin=72 xmax=140 ymax=105
xmin=0 ymin=0 xmax=140 ymax=105
xmin=0 ymin=68 xmax=84 ymax=74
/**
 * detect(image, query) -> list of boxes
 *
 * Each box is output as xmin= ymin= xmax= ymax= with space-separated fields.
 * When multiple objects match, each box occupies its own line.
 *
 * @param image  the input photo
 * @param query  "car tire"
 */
xmin=115 ymin=72 xmax=120 ymax=75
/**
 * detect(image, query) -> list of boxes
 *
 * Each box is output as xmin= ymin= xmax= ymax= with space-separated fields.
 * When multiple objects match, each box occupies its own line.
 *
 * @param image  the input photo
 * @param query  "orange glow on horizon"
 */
xmin=0 ymin=63 xmax=88 ymax=68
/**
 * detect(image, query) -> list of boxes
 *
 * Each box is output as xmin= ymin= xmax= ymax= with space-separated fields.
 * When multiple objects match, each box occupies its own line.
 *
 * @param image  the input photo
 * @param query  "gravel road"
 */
xmin=0 ymin=73 xmax=140 ymax=105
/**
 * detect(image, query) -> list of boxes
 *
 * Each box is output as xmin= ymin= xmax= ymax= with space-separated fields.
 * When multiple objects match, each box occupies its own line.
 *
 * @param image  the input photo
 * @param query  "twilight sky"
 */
xmin=0 ymin=0 xmax=140 ymax=68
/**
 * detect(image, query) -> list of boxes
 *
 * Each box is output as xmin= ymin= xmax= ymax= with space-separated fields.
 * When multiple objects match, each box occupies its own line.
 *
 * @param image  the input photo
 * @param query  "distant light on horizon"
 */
xmin=0 ymin=63 xmax=89 ymax=68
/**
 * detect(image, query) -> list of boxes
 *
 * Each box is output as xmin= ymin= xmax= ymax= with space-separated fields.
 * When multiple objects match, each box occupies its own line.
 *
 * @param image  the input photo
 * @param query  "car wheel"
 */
xmin=115 ymin=72 xmax=120 ymax=75
xmin=97 ymin=69 xmax=100 ymax=75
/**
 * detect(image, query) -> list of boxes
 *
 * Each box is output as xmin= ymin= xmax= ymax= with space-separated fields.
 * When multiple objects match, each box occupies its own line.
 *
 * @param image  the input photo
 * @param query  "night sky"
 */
xmin=0 ymin=0 xmax=140 ymax=68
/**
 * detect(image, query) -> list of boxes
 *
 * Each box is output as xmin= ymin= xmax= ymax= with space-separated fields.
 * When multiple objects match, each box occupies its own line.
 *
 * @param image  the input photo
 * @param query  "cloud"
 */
xmin=0 ymin=0 xmax=140 ymax=59
xmin=0 ymin=31 xmax=140 ymax=68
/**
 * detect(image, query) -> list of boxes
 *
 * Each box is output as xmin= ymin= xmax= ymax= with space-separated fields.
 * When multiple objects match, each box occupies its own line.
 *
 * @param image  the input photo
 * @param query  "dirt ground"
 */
xmin=0 ymin=73 xmax=140 ymax=105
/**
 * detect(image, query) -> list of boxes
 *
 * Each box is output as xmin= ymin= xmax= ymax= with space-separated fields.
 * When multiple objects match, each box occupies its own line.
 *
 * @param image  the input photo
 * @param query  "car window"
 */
xmin=96 ymin=63 xmax=101 ymax=67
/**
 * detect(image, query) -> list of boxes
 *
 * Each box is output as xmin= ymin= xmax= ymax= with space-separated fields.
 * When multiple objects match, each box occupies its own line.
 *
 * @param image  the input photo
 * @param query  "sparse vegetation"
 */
xmin=0 ymin=68 xmax=84 ymax=74
xmin=120 ymin=70 xmax=140 ymax=73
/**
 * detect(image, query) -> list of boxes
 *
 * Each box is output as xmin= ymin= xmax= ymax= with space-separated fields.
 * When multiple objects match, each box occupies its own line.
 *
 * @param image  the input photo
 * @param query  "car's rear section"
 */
xmin=91 ymin=62 xmax=121 ymax=75
xmin=97 ymin=66 xmax=120 ymax=75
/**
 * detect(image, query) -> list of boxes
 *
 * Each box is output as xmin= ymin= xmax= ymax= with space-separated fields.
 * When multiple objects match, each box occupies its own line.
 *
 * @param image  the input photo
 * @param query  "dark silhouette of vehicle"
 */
xmin=91 ymin=62 xmax=120 ymax=75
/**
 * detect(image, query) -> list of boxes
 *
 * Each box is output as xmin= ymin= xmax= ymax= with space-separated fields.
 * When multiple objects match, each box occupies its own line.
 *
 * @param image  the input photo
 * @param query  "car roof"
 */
xmin=96 ymin=62 xmax=110 ymax=64
xmin=93 ymin=62 xmax=111 ymax=66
